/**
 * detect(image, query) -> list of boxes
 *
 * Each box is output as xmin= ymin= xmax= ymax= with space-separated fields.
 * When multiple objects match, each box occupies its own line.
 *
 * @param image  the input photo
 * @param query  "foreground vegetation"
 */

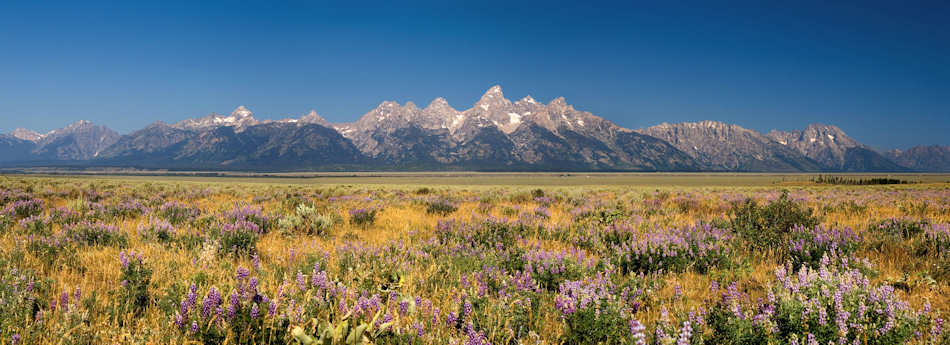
xmin=1 ymin=175 xmax=949 ymax=344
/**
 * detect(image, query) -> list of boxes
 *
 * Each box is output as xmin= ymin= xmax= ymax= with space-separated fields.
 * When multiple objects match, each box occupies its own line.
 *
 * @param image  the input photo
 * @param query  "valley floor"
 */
xmin=1 ymin=173 xmax=949 ymax=344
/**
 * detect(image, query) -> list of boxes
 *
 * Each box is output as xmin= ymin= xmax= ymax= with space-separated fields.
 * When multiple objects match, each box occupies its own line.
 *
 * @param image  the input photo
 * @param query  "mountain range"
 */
xmin=1 ymin=86 xmax=947 ymax=172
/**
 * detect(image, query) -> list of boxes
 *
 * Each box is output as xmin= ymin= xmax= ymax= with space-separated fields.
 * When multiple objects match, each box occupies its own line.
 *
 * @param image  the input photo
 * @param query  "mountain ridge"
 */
xmin=2 ymin=86 xmax=946 ymax=172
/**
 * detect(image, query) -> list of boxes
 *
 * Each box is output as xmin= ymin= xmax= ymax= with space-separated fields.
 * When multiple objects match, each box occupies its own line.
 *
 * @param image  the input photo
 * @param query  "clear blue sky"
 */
xmin=0 ymin=1 xmax=947 ymax=149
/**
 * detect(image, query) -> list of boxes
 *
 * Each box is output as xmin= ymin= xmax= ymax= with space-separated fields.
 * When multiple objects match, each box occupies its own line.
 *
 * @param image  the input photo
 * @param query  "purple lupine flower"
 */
xmin=202 ymin=286 xmax=221 ymax=318
xmin=446 ymin=312 xmax=458 ymax=326
xmin=174 ymin=312 xmax=185 ymax=329
xmin=246 ymin=277 xmax=259 ymax=300
xmin=236 ymin=267 xmax=250 ymax=281
xmin=227 ymin=291 xmax=239 ymax=320
xmin=11 ymin=334 xmax=20 ymax=345
xmin=463 ymin=301 xmax=473 ymax=319
xmin=120 ymin=251 xmax=131 ymax=269
xmin=629 ymin=319 xmax=646 ymax=345
xmin=250 ymin=302 xmax=260 ymax=319
xmin=60 ymin=291 xmax=69 ymax=309
xmin=296 ymin=271 xmax=307 ymax=292
xmin=677 ymin=320 xmax=692 ymax=345
xmin=399 ymin=300 xmax=409 ymax=316
xmin=414 ymin=321 xmax=425 ymax=337
xmin=191 ymin=321 xmax=199 ymax=333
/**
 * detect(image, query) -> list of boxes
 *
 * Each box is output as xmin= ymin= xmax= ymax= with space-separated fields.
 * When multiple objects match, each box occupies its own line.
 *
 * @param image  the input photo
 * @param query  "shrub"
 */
xmin=730 ymin=190 xmax=818 ymax=250
xmin=349 ymin=207 xmax=380 ymax=226
xmin=64 ymin=221 xmax=128 ymax=247
xmin=707 ymin=255 xmax=931 ymax=345
xmin=787 ymin=225 xmax=862 ymax=269
xmin=531 ymin=188 xmax=545 ymax=198
xmin=873 ymin=218 xmax=928 ymax=240
xmin=118 ymin=250 xmax=152 ymax=316
xmin=138 ymin=217 xmax=175 ymax=244
xmin=26 ymin=234 xmax=81 ymax=269
xmin=555 ymin=274 xmax=632 ymax=345
xmin=286 ymin=204 xmax=338 ymax=236
xmin=425 ymin=199 xmax=458 ymax=216
xmin=18 ymin=215 xmax=51 ymax=236
xmin=158 ymin=201 xmax=200 ymax=225
xmin=175 ymin=269 xmax=285 ymax=344
xmin=533 ymin=206 xmax=551 ymax=219
xmin=215 ymin=220 xmax=260 ymax=256
xmin=910 ymin=223 xmax=950 ymax=279
xmin=277 ymin=214 xmax=303 ymax=234
xmin=611 ymin=224 xmax=733 ymax=275
xmin=2 ymin=198 xmax=44 ymax=219
xmin=522 ymin=247 xmax=594 ymax=291
xmin=310 ymin=213 xmax=337 ymax=236
xmin=106 ymin=199 xmax=148 ymax=219
xmin=222 ymin=204 xmax=273 ymax=233
xmin=0 ymin=266 xmax=52 ymax=340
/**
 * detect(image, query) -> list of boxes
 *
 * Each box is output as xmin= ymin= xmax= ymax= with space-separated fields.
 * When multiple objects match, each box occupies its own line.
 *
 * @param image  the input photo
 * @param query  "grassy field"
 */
xmin=1 ymin=173 xmax=949 ymax=344
xmin=6 ymin=172 xmax=950 ymax=187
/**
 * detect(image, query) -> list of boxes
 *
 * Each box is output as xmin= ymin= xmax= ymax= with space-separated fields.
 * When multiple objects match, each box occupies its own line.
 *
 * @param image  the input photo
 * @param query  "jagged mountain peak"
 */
xmin=28 ymin=120 xmax=121 ymax=161
xmin=547 ymin=97 xmax=575 ymax=111
xmin=425 ymin=97 xmax=457 ymax=113
xmin=517 ymin=95 xmax=538 ymax=105
xmin=474 ymin=85 xmax=511 ymax=111
xmin=374 ymin=100 xmax=402 ymax=110
xmin=67 ymin=119 xmax=93 ymax=127
xmin=299 ymin=110 xmax=329 ymax=126
xmin=230 ymin=105 xmax=253 ymax=118
xmin=766 ymin=123 xmax=897 ymax=171
xmin=172 ymin=106 xmax=259 ymax=131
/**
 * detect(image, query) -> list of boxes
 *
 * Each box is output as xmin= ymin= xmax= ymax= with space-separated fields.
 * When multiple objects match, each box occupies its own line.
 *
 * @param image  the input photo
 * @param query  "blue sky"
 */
xmin=0 ymin=1 xmax=947 ymax=149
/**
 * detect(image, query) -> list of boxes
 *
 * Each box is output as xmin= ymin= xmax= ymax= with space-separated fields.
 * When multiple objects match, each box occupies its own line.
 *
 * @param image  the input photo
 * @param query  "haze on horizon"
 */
xmin=0 ymin=1 xmax=947 ymax=150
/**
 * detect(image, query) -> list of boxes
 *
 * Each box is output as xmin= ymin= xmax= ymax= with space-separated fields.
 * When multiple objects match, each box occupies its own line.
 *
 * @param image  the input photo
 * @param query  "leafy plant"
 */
xmin=348 ymin=207 xmax=380 ymax=227
xmin=425 ymin=199 xmax=458 ymax=216
xmin=730 ymin=190 xmax=818 ymax=250
xmin=291 ymin=309 xmax=393 ymax=345
xmin=118 ymin=250 xmax=152 ymax=316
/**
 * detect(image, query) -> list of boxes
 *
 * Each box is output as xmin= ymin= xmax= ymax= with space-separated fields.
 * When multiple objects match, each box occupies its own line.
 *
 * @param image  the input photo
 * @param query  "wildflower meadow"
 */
xmin=0 ymin=175 xmax=949 ymax=344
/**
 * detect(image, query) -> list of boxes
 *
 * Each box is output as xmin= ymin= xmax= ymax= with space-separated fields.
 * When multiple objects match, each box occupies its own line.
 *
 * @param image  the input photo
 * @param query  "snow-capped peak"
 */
xmin=230 ymin=105 xmax=253 ymax=118
xmin=11 ymin=128 xmax=45 ymax=141
xmin=172 ymin=106 xmax=259 ymax=131
xmin=65 ymin=120 xmax=93 ymax=130
xmin=518 ymin=96 xmax=538 ymax=104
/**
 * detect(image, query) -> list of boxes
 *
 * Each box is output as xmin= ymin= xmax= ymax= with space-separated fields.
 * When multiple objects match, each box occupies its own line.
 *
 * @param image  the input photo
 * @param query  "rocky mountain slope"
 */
xmin=98 ymin=108 xmax=362 ymax=170
xmin=767 ymin=124 xmax=904 ymax=171
xmin=1 ymin=120 xmax=119 ymax=162
xmin=886 ymin=145 xmax=950 ymax=172
xmin=636 ymin=121 xmax=823 ymax=171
